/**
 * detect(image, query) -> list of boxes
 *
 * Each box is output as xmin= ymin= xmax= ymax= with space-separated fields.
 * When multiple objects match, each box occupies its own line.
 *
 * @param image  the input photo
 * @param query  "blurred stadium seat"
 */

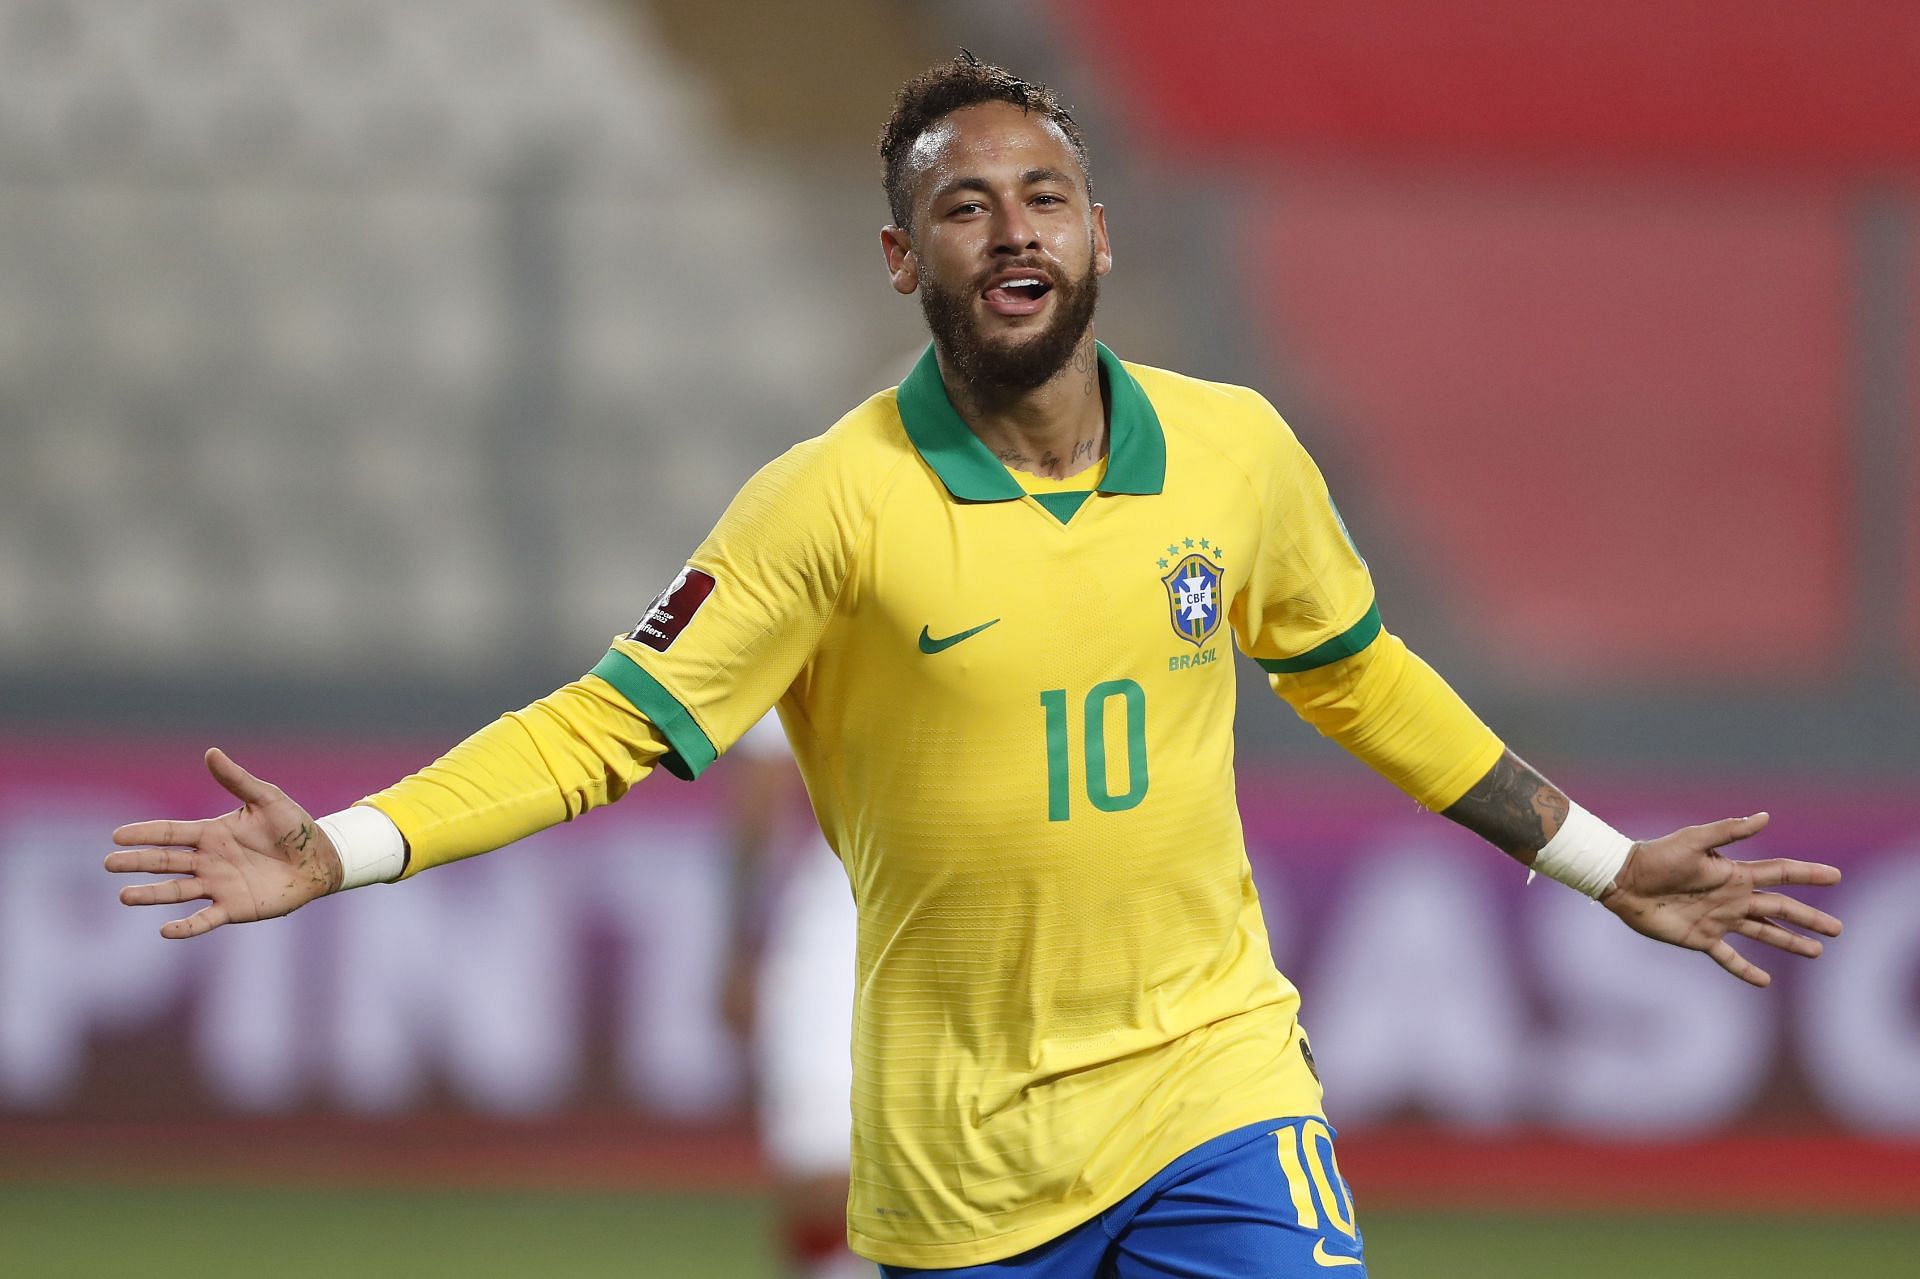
xmin=0 ymin=0 xmax=890 ymax=683
xmin=1057 ymin=0 xmax=1917 ymax=689
xmin=1254 ymin=170 xmax=1852 ymax=683
xmin=1060 ymin=0 xmax=1920 ymax=172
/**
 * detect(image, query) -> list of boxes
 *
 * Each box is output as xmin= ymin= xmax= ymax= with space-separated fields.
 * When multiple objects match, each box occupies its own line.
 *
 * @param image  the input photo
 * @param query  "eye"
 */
xmin=1031 ymin=193 xmax=1065 ymax=206
xmin=947 ymin=200 xmax=985 ymax=217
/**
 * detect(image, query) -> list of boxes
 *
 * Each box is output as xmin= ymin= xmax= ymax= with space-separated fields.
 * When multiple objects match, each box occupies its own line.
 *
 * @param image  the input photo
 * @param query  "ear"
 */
xmin=1091 ymin=204 xmax=1113 ymax=279
xmin=881 ymin=225 xmax=919 ymax=295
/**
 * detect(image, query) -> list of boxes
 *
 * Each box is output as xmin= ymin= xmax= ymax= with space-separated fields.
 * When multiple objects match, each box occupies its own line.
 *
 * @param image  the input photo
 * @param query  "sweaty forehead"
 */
xmin=905 ymin=102 xmax=1082 ymax=203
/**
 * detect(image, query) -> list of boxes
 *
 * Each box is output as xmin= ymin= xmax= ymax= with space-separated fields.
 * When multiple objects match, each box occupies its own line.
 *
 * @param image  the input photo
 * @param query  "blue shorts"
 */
xmin=880 ymin=1117 xmax=1367 ymax=1278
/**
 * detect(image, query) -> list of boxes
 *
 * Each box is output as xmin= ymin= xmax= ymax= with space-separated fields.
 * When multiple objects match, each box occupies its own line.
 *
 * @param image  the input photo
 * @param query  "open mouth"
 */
xmin=982 ymin=274 xmax=1054 ymax=317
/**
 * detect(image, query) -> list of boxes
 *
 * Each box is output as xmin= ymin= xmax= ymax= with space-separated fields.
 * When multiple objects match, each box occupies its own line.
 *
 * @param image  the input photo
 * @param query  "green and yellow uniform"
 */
xmin=365 ymin=345 xmax=1504 ymax=1268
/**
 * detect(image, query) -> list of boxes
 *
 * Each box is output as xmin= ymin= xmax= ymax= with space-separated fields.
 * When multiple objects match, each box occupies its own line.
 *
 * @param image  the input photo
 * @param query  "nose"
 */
xmin=991 ymin=202 xmax=1040 ymax=256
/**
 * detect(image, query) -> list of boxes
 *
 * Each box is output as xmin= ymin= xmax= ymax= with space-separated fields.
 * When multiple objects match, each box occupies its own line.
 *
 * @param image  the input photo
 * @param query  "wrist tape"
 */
xmin=1528 ymin=801 xmax=1634 ymax=898
xmin=316 ymin=805 xmax=407 ymax=890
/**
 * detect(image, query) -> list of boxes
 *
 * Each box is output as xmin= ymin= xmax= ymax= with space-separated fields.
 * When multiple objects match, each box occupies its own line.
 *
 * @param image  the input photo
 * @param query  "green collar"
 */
xmin=895 ymin=341 xmax=1167 ymax=501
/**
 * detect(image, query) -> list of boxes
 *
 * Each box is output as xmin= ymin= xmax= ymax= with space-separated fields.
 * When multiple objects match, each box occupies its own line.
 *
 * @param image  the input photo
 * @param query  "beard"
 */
xmin=919 ymin=253 xmax=1100 ymax=398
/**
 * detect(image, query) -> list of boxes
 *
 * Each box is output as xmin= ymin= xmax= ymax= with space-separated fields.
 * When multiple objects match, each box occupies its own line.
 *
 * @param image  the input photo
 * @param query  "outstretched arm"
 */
xmin=1269 ymin=635 xmax=1843 ymax=988
xmin=1436 ymin=747 xmax=1569 ymax=864
xmin=108 ymin=675 xmax=671 ymax=938
xmin=1238 ymin=411 xmax=1842 ymax=987
xmin=1442 ymin=748 xmax=1843 ymax=987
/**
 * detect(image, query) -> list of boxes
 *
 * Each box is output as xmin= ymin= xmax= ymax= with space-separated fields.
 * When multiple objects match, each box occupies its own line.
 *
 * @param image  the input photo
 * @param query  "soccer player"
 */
xmin=108 ymin=57 xmax=1843 ymax=1278
xmin=720 ymin=712 xmax=864 ymax=1279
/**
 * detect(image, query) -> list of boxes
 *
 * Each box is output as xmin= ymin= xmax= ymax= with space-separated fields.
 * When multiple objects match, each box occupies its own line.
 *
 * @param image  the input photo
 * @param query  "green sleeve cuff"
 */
xmin=1256 ymin=600 xmax=1384 ymax=675
xmin=588 ymin=649 xmax=718 ymax=781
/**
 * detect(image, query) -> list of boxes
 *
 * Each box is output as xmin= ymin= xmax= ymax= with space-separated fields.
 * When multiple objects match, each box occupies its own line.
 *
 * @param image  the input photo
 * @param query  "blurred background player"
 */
xmin=719 ymin=712 xmax=863 ymax=1279
xmin=717 ymin=336 xmax=919 ymax=1278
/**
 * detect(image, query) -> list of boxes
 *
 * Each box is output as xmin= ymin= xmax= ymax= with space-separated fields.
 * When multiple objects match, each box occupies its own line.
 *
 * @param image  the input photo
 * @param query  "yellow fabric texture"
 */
xmin=361 ymin=356 xmax=1505 ymax=1268
xmin=1271 ymin=631 xmax=1504 ymax=811
xmin=1215 ymin=381 xmax=1378 ymax=671
xmin=362 ymin=677 xmax=670 ymax=873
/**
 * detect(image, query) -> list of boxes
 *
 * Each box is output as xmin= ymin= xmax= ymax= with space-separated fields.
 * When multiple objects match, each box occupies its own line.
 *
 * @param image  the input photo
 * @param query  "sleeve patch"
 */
xmin=627 ymin=566 xmax=716 ymax=652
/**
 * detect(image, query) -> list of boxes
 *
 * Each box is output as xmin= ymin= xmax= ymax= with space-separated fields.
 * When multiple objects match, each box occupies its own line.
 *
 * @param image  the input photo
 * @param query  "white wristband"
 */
xmin=1527 ymin=801 xmax=1634 ymax=899
xmin=316 ymin=805 xmax=407 ymax=890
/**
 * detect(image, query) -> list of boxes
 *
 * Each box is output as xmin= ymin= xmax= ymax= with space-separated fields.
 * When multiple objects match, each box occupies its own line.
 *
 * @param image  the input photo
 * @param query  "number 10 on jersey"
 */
xmin=1040 ymin=680 xmax=1149 ymax=821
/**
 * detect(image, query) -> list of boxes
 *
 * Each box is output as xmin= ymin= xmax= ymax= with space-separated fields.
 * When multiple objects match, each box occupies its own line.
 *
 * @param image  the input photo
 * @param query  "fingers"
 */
xmin=1691 ymin=812 xmax=1771 ymax=849
xmin=113 ymin=749 xmax=284 ymax=849
xmin=103 ymin=847 xmax=197 ymax=875
xmin=1746 ymin=858 xmax=1843 ymax=890
xmin=1706 ymin=938 xmax=1771 ymax=988
xmin=1748 ymin=892 xmax=1844 ymax=937
xmin=118 ymin=878 xmax=208 ymax=908
xmin=1734 ymin=917 xmax=1824 ymax=959
xmin=160 ymin=904 xmax=230 ymax=941
xmin=111 ymin=819 xmax=208 ymax=849
xmin=205 ymin=747 xmax=281 ymax=807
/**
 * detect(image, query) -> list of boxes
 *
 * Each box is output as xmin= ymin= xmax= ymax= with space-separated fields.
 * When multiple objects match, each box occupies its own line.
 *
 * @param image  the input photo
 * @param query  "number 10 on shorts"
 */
xmin=1040 ymin=680 xmax=1150 ymax=821
xmin=1275 ymin=1118 xmax=1359 ymax=1241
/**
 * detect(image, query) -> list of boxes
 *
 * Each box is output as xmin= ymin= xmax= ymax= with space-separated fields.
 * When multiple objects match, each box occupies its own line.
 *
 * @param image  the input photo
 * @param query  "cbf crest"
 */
xmin=1161 ymin=547 xmax=1224 ymax=647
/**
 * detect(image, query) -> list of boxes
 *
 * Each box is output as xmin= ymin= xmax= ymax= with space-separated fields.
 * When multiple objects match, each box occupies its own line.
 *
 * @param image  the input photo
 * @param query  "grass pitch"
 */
xmin=2 ymin=1182 xmax=1916 ymax=1277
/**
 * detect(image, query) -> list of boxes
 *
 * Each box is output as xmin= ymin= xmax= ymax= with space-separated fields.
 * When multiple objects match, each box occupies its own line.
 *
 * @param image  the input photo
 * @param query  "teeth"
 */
xmin=1002 ymin=278 xmax=1044 ymax=291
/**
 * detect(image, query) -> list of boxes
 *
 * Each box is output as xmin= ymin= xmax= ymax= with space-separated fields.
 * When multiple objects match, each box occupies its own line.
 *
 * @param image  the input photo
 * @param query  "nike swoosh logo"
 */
xmin=1312 ymin=1238 xmax=1364 ymax=1269
xmin=918 ymin=619 xmax=999 ymax=654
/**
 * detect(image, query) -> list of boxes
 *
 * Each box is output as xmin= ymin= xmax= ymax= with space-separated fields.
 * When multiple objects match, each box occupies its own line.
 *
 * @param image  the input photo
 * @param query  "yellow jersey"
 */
xmin=365 ymin=344 xmax=1503 ymax=1267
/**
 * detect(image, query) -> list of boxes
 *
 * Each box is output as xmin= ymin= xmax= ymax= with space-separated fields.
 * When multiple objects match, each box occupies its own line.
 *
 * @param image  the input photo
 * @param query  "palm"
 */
xmin=1598 ymin=812 xmax=1843 ymax=987
xmin=106 ymin=748 xmax=341 ymax=939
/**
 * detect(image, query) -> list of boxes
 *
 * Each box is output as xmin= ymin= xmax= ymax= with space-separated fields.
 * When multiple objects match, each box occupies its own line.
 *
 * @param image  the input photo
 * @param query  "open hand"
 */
xmin=1599 ymin=812 xmax=1842 ymax=987
xmin=106 ymin=748 xmax=342 ymax=939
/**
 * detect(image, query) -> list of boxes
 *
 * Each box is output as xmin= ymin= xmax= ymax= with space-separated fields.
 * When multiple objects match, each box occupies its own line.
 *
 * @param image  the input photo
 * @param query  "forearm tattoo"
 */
xmin=1440 ymin=749 xmax=1570 ymax=861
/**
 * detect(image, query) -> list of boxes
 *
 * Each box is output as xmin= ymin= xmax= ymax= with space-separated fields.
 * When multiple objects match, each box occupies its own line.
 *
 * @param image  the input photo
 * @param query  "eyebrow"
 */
xmin=930 ymin=167 xmax=1078 ymax=204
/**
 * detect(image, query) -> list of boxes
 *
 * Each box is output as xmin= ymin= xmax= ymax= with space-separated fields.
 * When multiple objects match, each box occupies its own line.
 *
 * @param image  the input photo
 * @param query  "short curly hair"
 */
xmin=878 ymin=53 xmax=1090 ymax=230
